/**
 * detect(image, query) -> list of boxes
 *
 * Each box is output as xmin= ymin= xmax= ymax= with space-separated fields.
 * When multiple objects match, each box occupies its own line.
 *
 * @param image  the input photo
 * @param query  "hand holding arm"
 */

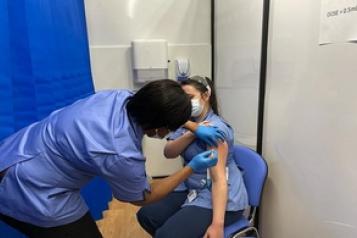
xmin=188 ymin=150 xmax=218 ymax=172
xmin=184 ymin=121 xmax=224 ymax=147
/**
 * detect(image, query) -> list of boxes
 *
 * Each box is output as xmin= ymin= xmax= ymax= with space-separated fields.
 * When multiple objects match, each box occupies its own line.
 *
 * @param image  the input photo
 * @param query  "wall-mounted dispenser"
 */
xmin=175 ymin=58 xmax=190 ymax=82
xmin=131 ymin=39 xmax=168 ymax=83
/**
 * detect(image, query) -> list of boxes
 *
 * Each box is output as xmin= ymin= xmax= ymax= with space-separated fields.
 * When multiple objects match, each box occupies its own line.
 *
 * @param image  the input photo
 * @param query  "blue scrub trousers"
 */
xmin=0 ymin=212 xmax=102 ymax=238
xmin=137 ymin=191 xmax=243 ymax=238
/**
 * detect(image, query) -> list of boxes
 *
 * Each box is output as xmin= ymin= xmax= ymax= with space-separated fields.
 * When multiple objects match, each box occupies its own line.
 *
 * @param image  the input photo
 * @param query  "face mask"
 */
xmin=191 ymin=98 xmax=203 ymax=117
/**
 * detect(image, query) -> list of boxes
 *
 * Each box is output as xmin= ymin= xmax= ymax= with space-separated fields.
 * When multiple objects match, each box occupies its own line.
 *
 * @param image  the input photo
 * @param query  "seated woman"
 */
xmin=137 ymin=76 xmax=248 ymax=238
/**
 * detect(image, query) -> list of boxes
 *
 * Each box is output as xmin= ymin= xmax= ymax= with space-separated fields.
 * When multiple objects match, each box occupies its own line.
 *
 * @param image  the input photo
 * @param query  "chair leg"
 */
xmin=231 ymin=226 xmax=260 ymax=238
xmin=251 ymin=227 xmax=260 ymax=238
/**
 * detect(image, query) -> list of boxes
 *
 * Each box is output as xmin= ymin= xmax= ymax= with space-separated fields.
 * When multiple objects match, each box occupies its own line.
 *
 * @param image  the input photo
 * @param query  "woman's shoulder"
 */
xmin=207 ymin=113 xmax=232 ymax=130
xmin=206 ymin=113 xmax=234 ymax=141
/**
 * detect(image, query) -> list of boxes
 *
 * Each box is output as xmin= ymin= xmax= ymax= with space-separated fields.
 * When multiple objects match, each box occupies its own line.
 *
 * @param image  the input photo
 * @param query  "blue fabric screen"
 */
xmin=0 ymin=0 xmax=112 ymax=236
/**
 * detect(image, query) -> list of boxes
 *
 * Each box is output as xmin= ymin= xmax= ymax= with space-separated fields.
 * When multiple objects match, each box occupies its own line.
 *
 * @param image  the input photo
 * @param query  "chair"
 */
xmin=224 ymin=145 xmax=268 ymax=238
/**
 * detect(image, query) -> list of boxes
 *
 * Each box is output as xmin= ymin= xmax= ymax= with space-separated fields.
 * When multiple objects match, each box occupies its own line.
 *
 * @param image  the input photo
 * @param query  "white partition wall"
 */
xmin=84 ymin=0 xmax=211 ymax=176
xmin=260 ymin=0 xmax=357 ymax=237
xmin=214 ymin=0 xmax=264 ymax=149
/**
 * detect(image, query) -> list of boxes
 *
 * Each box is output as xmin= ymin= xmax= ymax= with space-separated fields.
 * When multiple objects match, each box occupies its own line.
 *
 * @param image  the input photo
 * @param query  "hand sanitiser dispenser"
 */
xmin=175 ymin=58 xmax=190 ymax=82
xmin=132 ymin=39 xmax=168 ymax=83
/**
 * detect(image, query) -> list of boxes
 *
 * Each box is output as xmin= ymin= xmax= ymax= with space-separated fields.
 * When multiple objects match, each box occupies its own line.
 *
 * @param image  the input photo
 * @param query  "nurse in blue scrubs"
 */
xmin=0 ymin=79 xmax=222 ymax=238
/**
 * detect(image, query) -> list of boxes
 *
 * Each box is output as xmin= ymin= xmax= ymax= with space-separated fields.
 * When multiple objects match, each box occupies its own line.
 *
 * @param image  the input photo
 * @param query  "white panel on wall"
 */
xmin=216 ymin=87 xmax=258 ymax=147
xmin=89 ymin=44 xmax=211 ymax=90
xmin=214 ymin=0 xmax=263 ymax=149
xmin=261 ymin=0 xmax=357 ymax=237
xmin=89 ymin=46 xmax=134 ymax=90
xmin=85 ymin=0 xmax=210 ymax=45
xmin=84 ymin=0 xmax=211 ymax=176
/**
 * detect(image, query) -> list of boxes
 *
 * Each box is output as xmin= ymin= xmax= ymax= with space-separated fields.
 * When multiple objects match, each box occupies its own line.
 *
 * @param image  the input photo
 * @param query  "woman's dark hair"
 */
xmin=127 ymin=79 xmax=191 ymax=130
xmin=181 ymin=76 xmax=219 ymax=115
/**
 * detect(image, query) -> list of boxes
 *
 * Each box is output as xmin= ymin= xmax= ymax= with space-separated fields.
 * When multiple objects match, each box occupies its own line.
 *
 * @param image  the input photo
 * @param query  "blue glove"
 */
xmin=194 ymin=125 xmax=225 ymax=147
xmin=188 ymin=150 xmax=218 ymax=172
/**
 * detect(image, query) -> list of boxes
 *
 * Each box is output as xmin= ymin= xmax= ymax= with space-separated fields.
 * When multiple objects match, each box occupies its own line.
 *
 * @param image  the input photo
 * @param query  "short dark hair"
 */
xmin=127 ymin=79 xmax=191 ymax=130
xmin=181 ymin=76 xmax=219 ymax=115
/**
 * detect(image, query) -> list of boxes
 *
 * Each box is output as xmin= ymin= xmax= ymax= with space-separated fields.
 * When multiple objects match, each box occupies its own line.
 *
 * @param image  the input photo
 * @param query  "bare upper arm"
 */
xmin=209 ymin=141 xmax=228 ymax=182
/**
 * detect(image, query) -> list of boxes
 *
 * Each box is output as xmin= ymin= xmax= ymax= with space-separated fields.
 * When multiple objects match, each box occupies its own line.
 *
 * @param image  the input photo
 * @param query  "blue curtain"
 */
xmin=0 ymin=0 xmax=112 ymax=236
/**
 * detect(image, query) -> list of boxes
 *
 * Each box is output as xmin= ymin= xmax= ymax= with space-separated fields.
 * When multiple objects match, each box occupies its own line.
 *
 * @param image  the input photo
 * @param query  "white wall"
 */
xmin=261 ymin=0 xmax=357 ymax=237
xmin=84 ymin=0 xmax=211 ymax=176
xmin=214 ymin=0 xmax=263 ymax=149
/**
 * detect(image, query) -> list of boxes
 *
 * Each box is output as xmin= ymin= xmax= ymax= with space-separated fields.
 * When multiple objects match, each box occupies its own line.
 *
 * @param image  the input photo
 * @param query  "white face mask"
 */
xmin=191 ymin=98 xmax=203 ymax=117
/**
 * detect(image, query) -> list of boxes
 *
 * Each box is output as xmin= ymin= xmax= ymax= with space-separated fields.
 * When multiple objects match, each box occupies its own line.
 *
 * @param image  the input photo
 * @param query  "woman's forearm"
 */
xmin=164 ymin=132 xmax=195 ymax=158
xmin=209 ymin=141 xmax=229 ymax=226
xmin=211 ymin=179 xmax=228 ymax=226
xmin=183 ymin=120 xmax=198 ymax=132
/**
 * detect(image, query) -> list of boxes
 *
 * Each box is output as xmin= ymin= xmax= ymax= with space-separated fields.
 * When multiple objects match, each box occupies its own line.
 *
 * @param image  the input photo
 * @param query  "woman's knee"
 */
xmin=136 ymin=207 xmax=149 ymax=226
xmin=154 ymin=226 xmax=171 ymax=238
xmin=136 ymin=207 xmax=145 ymax=222
xmin=136 ymin=207 xmax=156 ymax=235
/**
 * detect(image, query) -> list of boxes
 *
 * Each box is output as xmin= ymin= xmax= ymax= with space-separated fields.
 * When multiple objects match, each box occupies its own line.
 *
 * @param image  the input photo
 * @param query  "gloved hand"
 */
xmin=188 ymin=150 xmax=218 ymax=172
xmin=194 ymin=125 xmax=225 ymax=147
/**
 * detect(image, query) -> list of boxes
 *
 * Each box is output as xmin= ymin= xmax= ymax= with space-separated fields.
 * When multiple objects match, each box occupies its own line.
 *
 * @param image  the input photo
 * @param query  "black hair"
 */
xmin=181 ymin=76 xmax=219 ymax=115
xmin=127 ymin=79 xmax=191 ymax=131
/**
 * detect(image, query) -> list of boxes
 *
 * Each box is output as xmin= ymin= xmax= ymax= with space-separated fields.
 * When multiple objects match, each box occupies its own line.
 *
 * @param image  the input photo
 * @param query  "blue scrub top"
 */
xmin=168 ymin=110 xmax=248 ymax=211
xmin=0 ymin=90 xmax=150 ymax=227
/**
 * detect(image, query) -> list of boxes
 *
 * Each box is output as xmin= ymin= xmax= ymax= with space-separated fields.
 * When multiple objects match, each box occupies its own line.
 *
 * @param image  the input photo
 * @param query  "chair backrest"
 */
xmin=233 ymin=145 xmax=268 ymax=207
